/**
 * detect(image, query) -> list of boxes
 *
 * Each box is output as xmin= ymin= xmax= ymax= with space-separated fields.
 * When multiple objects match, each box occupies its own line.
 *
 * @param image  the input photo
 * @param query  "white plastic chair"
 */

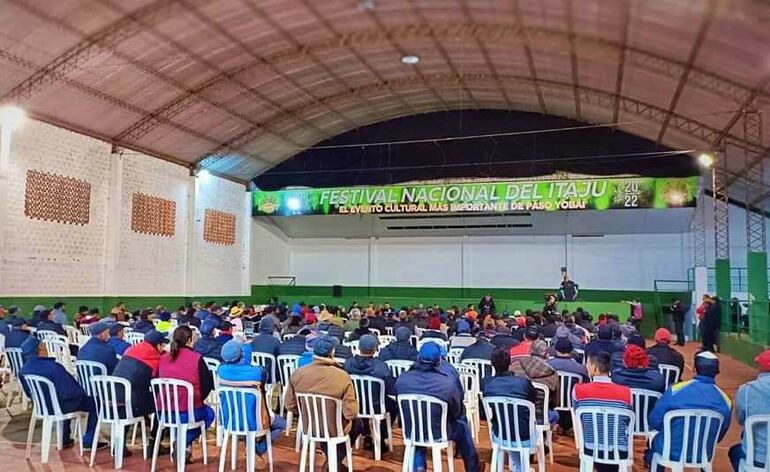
xmin=44 ymin=337 xmax=75 ymax=373
xmin=532 ymin=382 xmax=554 ymax=464
xmin=414 ymin=327 xmax=425 ymax=338
xmin=203 ymin=357 xmax=223 ymax=446
xmin=461 ymin=359 xmax=495 ymax=403
xmin=281 ymin=333 xmax=297 ymax=342
xmin=483 ymin=396 xmax=545 ymax=472
xmin=296 ymin=393 xmax=353 ymax=472
xmin=89 ymin=375 xmax=148 ymax=468
xmin=385 ymin=327 xmax=394 ymax=336
xmin=277 ymin=355 xmax=300 ymax=438
xmin=543 ymin=337 xmax=553 ymax=347
xmin=369 ymin=328 xmax=382 ymax=337
xmin=574 ymin=348 xmax=587 ymax=365
xmin=630 ymin=388 xmax=662 ymax=439
xmin=650 ymin=409 xmax=724 ymax=472
xmin=398 ymin=393 xmax=454 ymax=472
xmin=5 ymin=347 xmax=28 ymax=410
xmin=455 ymin=363 xmax=480 ymax=441
xmin=742 ymin=414 xmax=770 ymax=472
xmin=217 ymin=386 xmax=274 ymax=472
xmin=80 ymin=324 xmax=91 ymax=335
xmin=23 ymin=374 xmax=85 ymax=463
xmin=447 ymin=347 xmax=464 ymax=365
xmin=378 ymin=335 xmax=396 ymax=348
xmin=344 ymin=340 xmax=361 ymax=356
xmin=385 ymin=360 xmax=413 ymax=378
xmin=555 ymin=371 xmax=583 ymax=412
xmin=573 ymin=405 xmax=636 ymax=472
xmin=149 ymin=378 xmax=209 ymax=472
xmin=37 ymin=330 xmax=66 ymax=343
xmin=250 ymin=352 xmax=279 ymax=408
xmin=75 ymin=360 xmax=107 ymax=398
xmin=126 ymin=331 xmax=145 ymax=346
xmin=350 ymin=375 xmax=393 ymax=460
xmin=65 ymin=325 xmax=80 ymax=345
xmin=659 ymin=363 xmax=682 ymax=390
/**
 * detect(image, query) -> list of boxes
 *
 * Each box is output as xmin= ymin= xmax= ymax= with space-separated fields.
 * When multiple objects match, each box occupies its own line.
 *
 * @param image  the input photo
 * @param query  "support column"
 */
xmin=0 ymin=125 xmax=13 ymax=294
xmin=712 ymin=152 xmax=731 ymax=332
xmin=103 ymin=146 xmax=123 ymax=295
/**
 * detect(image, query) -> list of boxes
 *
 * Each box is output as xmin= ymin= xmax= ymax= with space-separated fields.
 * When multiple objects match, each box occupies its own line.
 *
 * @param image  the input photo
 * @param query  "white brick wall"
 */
xmin=1 ymin=120 xmax=110 ymax=295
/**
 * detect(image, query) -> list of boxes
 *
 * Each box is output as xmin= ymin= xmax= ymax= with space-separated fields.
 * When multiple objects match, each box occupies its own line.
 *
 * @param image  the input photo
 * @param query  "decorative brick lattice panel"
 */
xmin=131 ymin=193 xmax=176 ymax=237
xmin=203 ymin=209 xmax=236 ymax=245
xmin=24 ymin=169 xmax=91 ymax=225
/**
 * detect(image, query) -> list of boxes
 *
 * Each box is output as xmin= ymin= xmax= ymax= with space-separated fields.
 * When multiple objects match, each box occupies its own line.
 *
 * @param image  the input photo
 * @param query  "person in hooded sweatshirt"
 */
xmin=378 ymin=326 xmax=418 ymax=362
xmin=348 ymin=316 xmax=373 ymax=341
xmin=193 ymin=319 xmax=223 ymax=361
xmin=77 ymin=321 xmax=119 ymax=374
xmin=249 ymin=317 xmax=280 ymax=383
xmin=107 ymin=322 xmax=131 ymax=356
xmin=343 ymin=335 xmax=396 ymax=454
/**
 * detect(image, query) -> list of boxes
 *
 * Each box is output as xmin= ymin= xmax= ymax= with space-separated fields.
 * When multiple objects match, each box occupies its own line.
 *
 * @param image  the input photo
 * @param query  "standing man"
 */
xmin=670 ymin=299 xmax=687 ymax=346
xmin=702 ymin=297 xmax=722 ymax=352
xmin=621 ymin=299 xmax=643 ymax=331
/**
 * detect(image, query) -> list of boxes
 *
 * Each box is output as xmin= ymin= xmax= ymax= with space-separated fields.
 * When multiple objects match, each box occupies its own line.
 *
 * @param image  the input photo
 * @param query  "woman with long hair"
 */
xmin=158 ymin=325 xmax=215 ymax=462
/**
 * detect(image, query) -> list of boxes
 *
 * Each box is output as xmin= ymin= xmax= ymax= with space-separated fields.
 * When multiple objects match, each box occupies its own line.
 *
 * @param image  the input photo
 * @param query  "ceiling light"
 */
xmin=697 ymin=152 xmax=714 ymax=168
xmin=196 ymin=169 xmax=211 ymax=181
xmin=401 ymin=54 xmax=420 ymax=65
xmin=287 ymin=197 xmax=301 ymax=211
xmin=0 ymin=105 xmax=26 ymax=129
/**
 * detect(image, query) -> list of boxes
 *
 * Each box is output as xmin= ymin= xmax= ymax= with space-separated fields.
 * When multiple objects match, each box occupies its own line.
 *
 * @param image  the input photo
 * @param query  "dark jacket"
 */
xmin=420 ymin=330 xmax=448 ymax=341
xmin=132 ymin=319 xmax=154 ymax=334
xmin=335 ymin=344 xmax=354 ymax=360
xmin=28 ymin=311 xmax=45 ymax=328
xmin=250 ymin=331 xmax=280 ymax=358
xmin=194 ymin=336 xmax=222 ymax=361
xmin=175 ymin=314 xmax=201 ymax=328
xmin=20 ymin=357 xmax=85 ymax=412
xmin=5 ymin=328 xmax=30 ymax=348
xmin=395 ymin=361 xmax=464 ymax=436
xmin=368 ymin=316 xmax=387 ymax=334
xmin=348 ymin=327 xmax=372 ymax=342
xmin=278 ymin=335 xmax=307 ymax=356
xmin=584 ymin=339 xmax=620 ymax=358
xmin=78 ymin=337 xmax=119 ymax=374
xmin=378 ymin=340 xmax=418 ymax=362
xmin=540 ymin=323 xmax=558 ymax=339
xmin=317 ymin=322 xmax=345 ymax=342
xmin=344 ymin=355 xmax=397 ymax=409
xmin=37 ymin=321 xmax=66 ymax=336
xmin=490 ymin=334 xmax=519 ymax=352
xmin=612 ymin=367 xmax=666 ymax=393
xmin=460 ymin=338 xmax=495 ymax=361
xmin=107 ymin=337 xmax=131 ymax=356
xmin=482 ymin=372 xmax=537 ymax=437
xmin=112 ymin=341 xmax=162 ymax=417
xmin=703 ymin=302 xmax=721 ymax=329
xmin=479 ymin=298 xmax=496 ymax=315
xmin=646 ymin=343 xmax=685 ymax=374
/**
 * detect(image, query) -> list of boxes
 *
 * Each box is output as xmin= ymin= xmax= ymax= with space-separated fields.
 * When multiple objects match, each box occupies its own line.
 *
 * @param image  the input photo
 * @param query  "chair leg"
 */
xmin=308 ymin=440 xmax=316 ymax=472
xmin=490 ymin=445 xmax=498 ymax=472
xmin=298 ymin=436 xmax=309 ymax=472
xmin=246 ymin=433 xmax=255 ymax=472
xmin=218 ymin=431 xmax=229 ymax=472
xmin=56 ymin=420 xmax=63 ymax=450
xmin=266 ymin=431 xmax=275 ymax=472
xmin=432 ymin=446 xmax=443 ymax=472
xmin=345 ymin=438 xmax=353 ymax=470
xmin=131 ymin=421 xmax=138 ymax=446
xmin=200 ymin=424 xmax=208 ymax=465
xmin=115 ymin=423 xmax=125 ymax=469
xmin=25 ymin=414 xmax=36 ymax=459
xmin=150 ymin=425 xmax=164 ymax=472
xmin=40 ymin=418 xmax=53 ymax=464
xmin=177 ymin=426 xmax=187 ymax=472
xmin=386 ymin=412 xmax=394 ymax=452
xmin=285 ymin=411 xmax=293 ymax=437
xmin=90 ymin=419 xmax=101 ymax=467
xmin=141 ymin=419 xmax=148 ymax=460
xmin=231 ymin=432 xmax=238 ymax=471
xmin=402 ymin=445 xmax=413 ymax=472
xmin=373 ymin=418 xmax=381 ymax=460
xmin=536 ymin=445 xmax=545 ymax=472
xmin=521 ymin=450 xmax=531 ymax=472
xmin=447 ymin=442 xmax=455 ymax=472
xmin=294 ymin=422 xmax=302 ymax=452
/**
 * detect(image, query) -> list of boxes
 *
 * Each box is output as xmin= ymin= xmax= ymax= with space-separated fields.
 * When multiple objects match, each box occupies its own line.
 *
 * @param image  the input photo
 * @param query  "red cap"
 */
xmin=654 ymin=328 xmax=672 ymax=344
xmin=624 ymin=344 xmax=650 ymax=369
xmin=755 ymin=349 xmax=770 ymax=371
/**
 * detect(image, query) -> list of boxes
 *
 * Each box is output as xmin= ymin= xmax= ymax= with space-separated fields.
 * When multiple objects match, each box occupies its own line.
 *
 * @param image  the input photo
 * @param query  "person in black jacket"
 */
xmin=670 ymin=299 xmax=687 ymax=346
xmin=36 ymin=309 xmax=66 ymax=336
xmin=460 ymin=333 xmax=495 ymax=362
xmin=478 ymin=294 xmax=496 ymax=316
xmin=702 ymin=297 xmax=721 ymax=352
xmin=543 ymin=294 xmax=558 ymax=318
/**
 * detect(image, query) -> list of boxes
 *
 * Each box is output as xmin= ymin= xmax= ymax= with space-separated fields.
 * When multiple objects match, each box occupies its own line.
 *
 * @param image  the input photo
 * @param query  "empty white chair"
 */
xmin=555 ymin=371 xmax=583 ymax=412
xmin=461 ymin=359 xmax=495 ymax=402
xmin=89 ymin=375 xmax=148 ymax=468
xmin=398 ymin=393 xmax=454 ymax=472
xmin=77 ymin=332 xmax=90 ymax=347
xmin=75 ymin=360 xmax=107 ymax=398
xmin=532 ymin=382 xmax=554 ymax=464
xmin=659 ymin=363 xmax=682 ymax=390
xmin=455 ymin=363 xmax=481 ymax=441
xmin=250 ymin=352 xmax=280 ymax=408
xmin=296 ymin=393 xmax=353 ymax=472
xmin=149 ymin=378 xmax=209 ymax=472
xmin=385 ymin=359 xmax=413 ymax=378
xmin=5 ymin=347 xmax=28 ymax=410
xmin=650 ymin=409 xmax=724 ymax=472
xmin=350 ymin=375 xmax=393 ymax=460
xmin=742 ymin=414 xmax=770 ymax=472
xmin=483 ymin=396 xmax=545 ymax=472
xmin=126 ymin=331 xmax=145 ymax=346
xmin=24 ymin=374 xmax=85 ymax=463
xmin=277 ymin=354 xmax=300 ymax=437
xmin=417 ymin=338 xmax=448 ymax=352
xmin=630 ymin=388 xmax=662 ymax=439
xmin=573 ymin=405 xmax=636 ymax=472
xmin=217 ymin=386 xmax=274 ymax=472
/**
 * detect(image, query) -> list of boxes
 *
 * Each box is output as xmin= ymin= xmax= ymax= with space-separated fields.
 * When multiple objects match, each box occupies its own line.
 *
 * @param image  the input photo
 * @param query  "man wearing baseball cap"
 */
xmin=729 ymin=349 xmax=770 ymax=471
xmin=77 ymin=321 xmax=119 ymax=374
xmin=395 ymin=342 xmax=482 ymax=472
xmin=112 ymin=330 xmax=168 ymax=426
xmin=193 ymin=318 xmax=222 ymax=361
xmin=646 ymin=328 xmax=685 ymax=376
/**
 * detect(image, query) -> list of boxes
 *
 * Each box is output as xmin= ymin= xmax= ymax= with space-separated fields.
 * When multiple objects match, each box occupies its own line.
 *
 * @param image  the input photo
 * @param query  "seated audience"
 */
xmin=547 ymin=337 xmax=589 ymax=382
xmin=509 ymin=326 xmax=540 ymax=357
xmin=77 ymin=321 xmax=119 ymax=374
xmin=611 ymin=345 xmax=665 ymax=393
xmin=193 ymin=319 xmax=222 ymax=361
xmin=460 ymin=332 xmax=495 ymax=362
xmin=52 ymin=301 xmax=68 ymax=326
xmin=378 ymin=326 xmax=418 ymax=362
xmin=107 ymin=323 xmax=131 ymax=356
xmin=36 ymin=309 xmax=66 ymax=336
xmin=6 ymin=317 xmax=31 ymax=348
xmin=647 ymin=351 xmax=732 ymax=470
xmin=729 ymin=349 xmax=770 ymax=471
xmin=510 ymin=339 xmax=559 ymax=427
xmin=646 ymin=328 xmax=685 ymax=375
xmin=449 ymin=320 xmax=476 ymax=349
xmin=396 ymin=342 xmax=481 ymax=472
xmin=348 ymin=316 xmax=372 ymax=341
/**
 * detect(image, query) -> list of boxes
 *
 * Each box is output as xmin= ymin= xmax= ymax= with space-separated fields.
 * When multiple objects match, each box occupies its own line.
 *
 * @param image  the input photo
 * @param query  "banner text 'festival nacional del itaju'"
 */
xmin=252 ymin=176 xmax=698 ymax=217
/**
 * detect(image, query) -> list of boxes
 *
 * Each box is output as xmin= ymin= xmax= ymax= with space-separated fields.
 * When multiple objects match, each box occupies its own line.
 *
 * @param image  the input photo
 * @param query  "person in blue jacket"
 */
xmin=36 ymin=309 xmax=66 ymax=336
xmin=6 ymin=317 xmax=31 ymax=348
xmin=646 ymin=351 xmax=732 ymax=470
xmin=460 ymin=332 xmax=495 ymax=362
xmin=250 ymin=317 xmax=280 ymax=357
xmin=217 ymin=339 xmax=285 ymax=455
xmin=296 ymin=332 xmax=318 ymax=368
xmin=611 ymin=344 xmax=666 ymax=393
xmin=194 ymin=318 xmax=223 ymax=361
xmin=19 ymin=337 xmax=106 ymax=451
xmin=214 ymin=320 xmax=234 ymax=347
xmin=131 ymin=310 xmax=154 ymax=334
xmin=278 ymin=330 xmax=307 ymax=357
xmin=395 ymin=342 xmax=481 ymax=472
xmin=584 ymin=323 xmax=622 ymax=359
xmin=77 ymin=321 xmax=119 ymax=374
xmin=106 ymin=323 xmax=131 ymax=356
xmin=378 ymin=326 xmax=418 ymax=362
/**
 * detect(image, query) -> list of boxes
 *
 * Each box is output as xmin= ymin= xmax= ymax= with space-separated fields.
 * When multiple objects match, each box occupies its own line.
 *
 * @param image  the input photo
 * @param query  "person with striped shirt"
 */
xmin=572 ymin=351 xmax=633 ymax=472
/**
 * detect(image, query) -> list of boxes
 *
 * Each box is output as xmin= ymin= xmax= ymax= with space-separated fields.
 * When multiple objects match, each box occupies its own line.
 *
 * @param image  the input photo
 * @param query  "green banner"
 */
xmin=252 ymin=176 xmax=698 ymax=216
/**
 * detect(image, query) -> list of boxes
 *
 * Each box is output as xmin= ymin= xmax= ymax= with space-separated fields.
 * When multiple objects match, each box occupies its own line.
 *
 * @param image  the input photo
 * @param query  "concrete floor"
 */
xmin=0 ymin=342 xmax=757 ymax=471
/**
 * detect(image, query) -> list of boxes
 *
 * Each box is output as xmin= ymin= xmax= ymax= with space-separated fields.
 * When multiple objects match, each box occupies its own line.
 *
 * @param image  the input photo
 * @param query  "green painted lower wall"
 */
xmin=720 ymin=332 xmax=766 ymax=367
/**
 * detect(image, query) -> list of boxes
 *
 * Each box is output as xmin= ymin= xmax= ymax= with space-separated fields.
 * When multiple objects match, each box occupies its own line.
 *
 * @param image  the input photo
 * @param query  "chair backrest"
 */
xmin=414 ymin=327 xmax=425 ymax=338
xmin=43 ymin=338 xmax=73 ymax=370
xmin=37 ymin=330 xmax=64 ymax=342
xmin=125 ymin=331 xmax=145 ymax=346
xmin=483 ymin=396 xmax=537 ymax=449
xmin=75 ymin=360 xmax=107 ymax=398
xmin=350 ymin=375 xmax=387 ymax=417
xmin=0 ymin=332 xmax=5 ymax=351
xmin=250 ymin=352 xmax=277 ymax=385
xmin=150 ymin=378 xmax=196 ymax=426
xmin=447 ymin=347 xmax=464 ymax=365
xmin=24 ymin=374 xmax=64 ymax=417
xmin=745 ymin=414 xmax=770 ymax=471
xmin=6 ymin=347 xmax=24 ymax=377
xmin=409 ymin=335 xmax=419 ymax=348
xmin=277 ymin=354 xmax=300 ymax=385
xmin=369 ymin=328 xmax=381 ymax=337
xmin=574 ymin=405 xmax=636 ymax=465
xmin=344 ymin=340 xmax=360 ymax=356
xmin=203 ymin=357 xmax=221 ymax=372
xmin=454 ymin=363 xmax=479 ymax=400
xmin=218 ymin=385 xmax=267 ymax=434
xmin=398 ymin=393 xmax=449 ymax=447
xmin=378 ymin=335 xmax=396 ymax=348
xmin=384 ymin=360 xmax=413 ymax=378
xmin=385 ymin=327 xmax=394 ymax=336
xmin=543 ymin=337 xmax=552 ymax=347
xmin=90 ymin=375 xmax=134 ymax=422
xmin=574 ymin=348 xmax=587 ymax=365
xmin=281 ymin=333 xmax=296 ymax=342
xmin=416 ymin=338 xmax=447 ymax=352
xmin=79 ymin=324 xmax=91 ymax=335
xmin=189 ymin=325 xmax=200 ymax=345
xmin=630 ymin=388 xmax=662 ymax=435
xmin=461 ymin=358 xmax=495 ymax=390
xmin=64 ymin=325 xmax=80 ymax=345
xmin=77 ymin=332 xmax=90 ymax=347
xmin=531 ymin=382 xmax=551 ymax=426
xmin=556 ymin=371 xmax=583 ymax=411
xmin=660 ymin=409 xmax=723 ymax=468
xmin=295 ymin=392 xmax=346 ymax=440
xmin=658 ymin=363 xmax=681 ymax=390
